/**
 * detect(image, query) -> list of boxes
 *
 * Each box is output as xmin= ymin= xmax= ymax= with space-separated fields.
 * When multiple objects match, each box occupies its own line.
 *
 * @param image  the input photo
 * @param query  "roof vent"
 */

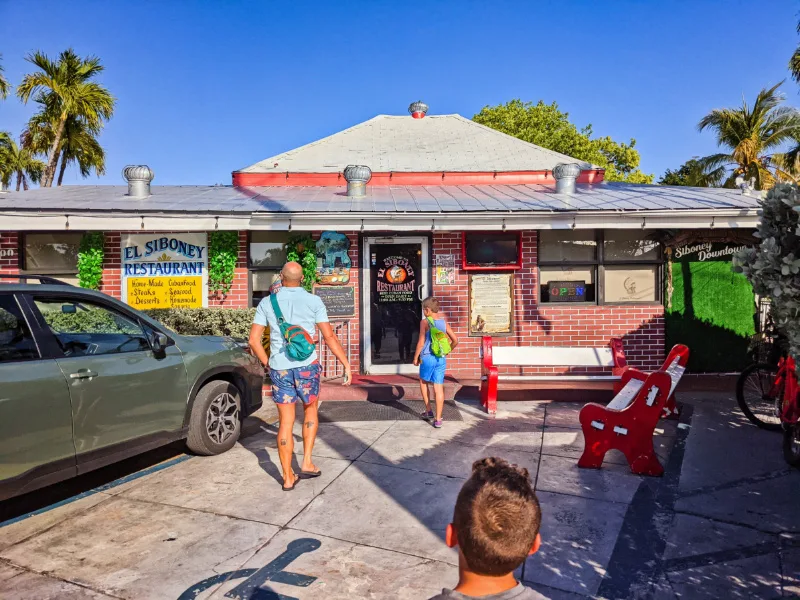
xmin=123 ymin=165 xmax=154 ymax=198
xmin=553 ymin=163 xmax=581 ymax=195
xmin=343 ymin=165 xmax=372 ymax=197
xmin=408 ymin=101 xmax=429 ymax=119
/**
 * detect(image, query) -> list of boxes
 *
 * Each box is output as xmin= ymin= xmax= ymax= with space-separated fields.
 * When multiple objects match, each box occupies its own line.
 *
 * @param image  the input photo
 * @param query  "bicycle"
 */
xmin=736 ymin=351 xmax=800 ymax=467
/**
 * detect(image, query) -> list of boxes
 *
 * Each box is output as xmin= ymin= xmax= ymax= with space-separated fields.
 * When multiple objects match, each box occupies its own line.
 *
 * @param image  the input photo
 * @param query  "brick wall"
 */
xmin=0 ymin=232 xmax=19 ymax=275
xmin=431 ymin=231 xmax=665 ymax=378
xmin=102 ymin=231 xmax=249 ymax=308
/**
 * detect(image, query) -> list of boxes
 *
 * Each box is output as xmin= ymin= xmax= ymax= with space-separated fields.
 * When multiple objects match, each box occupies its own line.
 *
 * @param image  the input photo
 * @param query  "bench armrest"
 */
xmin=481 ymin=336 xmax=494 ymax=374
xmin=609 ymin=337 xmax=628 ymax=376
xmin=613 ymin=366 xmax=647 ymax=394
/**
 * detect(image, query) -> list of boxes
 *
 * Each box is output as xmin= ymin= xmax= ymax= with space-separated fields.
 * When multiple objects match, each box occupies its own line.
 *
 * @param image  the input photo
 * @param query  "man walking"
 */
xmin=249 ymin=262 xmax=351 ymax=491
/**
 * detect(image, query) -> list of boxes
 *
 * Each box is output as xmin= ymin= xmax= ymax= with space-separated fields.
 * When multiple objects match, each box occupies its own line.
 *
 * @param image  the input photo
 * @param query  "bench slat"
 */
xmin=491 ymin=346 xmax=616 ymax=368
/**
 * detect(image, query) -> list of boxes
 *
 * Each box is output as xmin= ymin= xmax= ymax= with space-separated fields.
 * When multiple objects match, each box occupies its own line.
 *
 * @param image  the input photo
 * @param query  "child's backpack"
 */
xmin=270 ymin=293 xmax=316 ymax=361
xmin=427 ymin=317 xmax=452 ymax=358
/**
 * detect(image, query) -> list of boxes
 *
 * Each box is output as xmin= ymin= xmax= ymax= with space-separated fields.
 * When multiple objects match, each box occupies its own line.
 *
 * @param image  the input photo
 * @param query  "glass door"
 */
xmin=362 ymin=236 xmax=429 ymax=375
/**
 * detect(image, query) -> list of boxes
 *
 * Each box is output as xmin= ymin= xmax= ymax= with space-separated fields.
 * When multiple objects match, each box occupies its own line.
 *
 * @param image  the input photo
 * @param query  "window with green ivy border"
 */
xmin=248 ymin=231 xmax=290 ymax=307
xmin=21 ymin=232 xmax=83 ymax=286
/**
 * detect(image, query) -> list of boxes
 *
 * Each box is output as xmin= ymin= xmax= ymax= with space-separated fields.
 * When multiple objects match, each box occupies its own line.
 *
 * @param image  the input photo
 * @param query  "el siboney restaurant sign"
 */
xmin=121 ymin=233 xmax=208 ymax=309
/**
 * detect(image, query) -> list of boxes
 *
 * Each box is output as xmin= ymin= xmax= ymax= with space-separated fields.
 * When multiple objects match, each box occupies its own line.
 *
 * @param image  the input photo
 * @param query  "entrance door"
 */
xmin=363 ymin=236 xmax=429 ymax=374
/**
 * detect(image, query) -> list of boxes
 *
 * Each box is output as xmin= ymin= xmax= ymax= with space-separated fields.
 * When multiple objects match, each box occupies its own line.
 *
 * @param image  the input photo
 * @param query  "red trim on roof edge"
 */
xmin=232 ymin=169 xmax=605 ymax=187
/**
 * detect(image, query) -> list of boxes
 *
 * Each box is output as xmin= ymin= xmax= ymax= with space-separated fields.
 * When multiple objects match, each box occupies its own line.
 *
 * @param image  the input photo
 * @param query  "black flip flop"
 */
xmin=299 ymin=469 xmax=322 ymax=479
xmin=282 ymin=475 xmax=299 ymax=491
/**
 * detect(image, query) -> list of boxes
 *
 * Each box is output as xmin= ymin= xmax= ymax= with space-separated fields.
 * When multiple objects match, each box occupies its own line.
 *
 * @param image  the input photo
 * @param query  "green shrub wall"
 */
xmin=665 ymin=260 xmax=756 ymax=372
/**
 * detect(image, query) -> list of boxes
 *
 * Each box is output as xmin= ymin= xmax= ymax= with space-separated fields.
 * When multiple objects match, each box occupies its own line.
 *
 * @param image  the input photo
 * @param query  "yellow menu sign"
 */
xmin=127 ymin=277 xmax=204 ymax=309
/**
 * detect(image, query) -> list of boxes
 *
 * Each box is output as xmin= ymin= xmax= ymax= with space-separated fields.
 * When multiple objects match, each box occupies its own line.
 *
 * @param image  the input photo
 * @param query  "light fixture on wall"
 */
xmin=65 ymin=215 xmax=70 ymax=230
xmin=288 ymin=218 xmax=292 ymax=232
xmin=641 ymin=217 xmax=646 ymax=229
xmin=431 ymin=219 xmax=435 ymax=231
xmin=502 ymin=218 xmax=507 ymax=231
xmin=571 ymin=216 xmax=576 ymax=230
xmin=360 ymin=219 xmax=365 ymax=232
xmin=214 ymin=216 xmax=219 ymax=230
xmin=710 ymin=216 xmax=716 ymax=229
xmin=140 ymin=216 xmax=145 ymax=230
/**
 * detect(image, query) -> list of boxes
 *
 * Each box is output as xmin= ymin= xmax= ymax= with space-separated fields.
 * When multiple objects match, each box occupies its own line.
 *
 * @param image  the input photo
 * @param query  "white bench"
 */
xmin=479 ymin=337 xmax=628 ymax=414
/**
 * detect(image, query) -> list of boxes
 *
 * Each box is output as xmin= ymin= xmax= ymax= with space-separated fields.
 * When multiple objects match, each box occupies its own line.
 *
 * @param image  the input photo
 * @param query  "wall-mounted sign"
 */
xmin=376 ymin=255 xmax=416 ymax=303
xmin=469 ymin=273 xmax=513 ymax=336
xmin=546 ymin=280 xmax=586 ymax=303
xmin=435 ymin=254 xmax=457 ymax=285
xmin=121 ymin=233 xmax=208 ymax=309
xmin=316 ymin=231 xmax=351 ymax=285
xmin=314 ymin=286 xmax=355 ymax=318
xmin=0 ymin=248 xmax=15 ymax=259
xmin=673 ymin=242 xmax=749 ymax=263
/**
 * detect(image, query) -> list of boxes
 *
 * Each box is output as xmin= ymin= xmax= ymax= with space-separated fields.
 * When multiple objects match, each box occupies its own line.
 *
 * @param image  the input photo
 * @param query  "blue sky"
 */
xmin=1 ymin=0 xmax=798 ymax=186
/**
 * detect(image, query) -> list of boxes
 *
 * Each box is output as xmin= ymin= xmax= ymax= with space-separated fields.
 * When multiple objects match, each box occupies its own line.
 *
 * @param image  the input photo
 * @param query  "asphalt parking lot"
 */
xmin=0 ymin=394 xmax=798 ymax=599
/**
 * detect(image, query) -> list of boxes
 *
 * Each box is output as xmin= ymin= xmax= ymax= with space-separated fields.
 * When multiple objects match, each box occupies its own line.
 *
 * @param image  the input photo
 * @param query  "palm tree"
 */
xmin=0 ymin=54 xmax=9 ymax=100
xmin=697 ymin=82 xmax=800 ymax=189
xmin=24 ymin=109 xmax=106 ymax=186
xmin=791 ymin=22 xmax=800 ymax=84
xmin=0 ymin=137 xmax=46 ymax=191
xmin=17 ymin=49 xmax=114 ymax=187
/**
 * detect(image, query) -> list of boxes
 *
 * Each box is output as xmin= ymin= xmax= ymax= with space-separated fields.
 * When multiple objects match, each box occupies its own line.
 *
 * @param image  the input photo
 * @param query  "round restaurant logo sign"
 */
xmin=386 ymin=265 xmax=407 ymax=283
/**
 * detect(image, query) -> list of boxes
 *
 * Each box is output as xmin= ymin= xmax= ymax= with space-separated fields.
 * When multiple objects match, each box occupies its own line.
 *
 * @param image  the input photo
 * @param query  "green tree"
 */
xmin=17 ymin=49 xmax=114 ymax=187
xmin=0 ymin=137 xmax=46 ymax=191
xmin=697 ymin=82 xmax=800 ymax=190
xmin=472 ymin=99 xmax=654 ymax=183
xmin=0 ymin=54 xmax=9 ymax=100
xmin=791 ymin=22 xmax=800 ymax=85
xmin=24 ymin=109 xmax=106 ymax=185
xmin=659 ymin=158 xmax=725 ymax=187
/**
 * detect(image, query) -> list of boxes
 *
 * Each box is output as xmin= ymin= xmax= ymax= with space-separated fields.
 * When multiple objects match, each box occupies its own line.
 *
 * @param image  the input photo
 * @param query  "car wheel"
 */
xmin=186 ymin=380 xmax=241 ymax=455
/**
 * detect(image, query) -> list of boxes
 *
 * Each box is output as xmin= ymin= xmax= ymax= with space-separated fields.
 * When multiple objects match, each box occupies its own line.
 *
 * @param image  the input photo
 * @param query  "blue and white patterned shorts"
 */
xmin=269 ymin=362 xmax=321 ymax=405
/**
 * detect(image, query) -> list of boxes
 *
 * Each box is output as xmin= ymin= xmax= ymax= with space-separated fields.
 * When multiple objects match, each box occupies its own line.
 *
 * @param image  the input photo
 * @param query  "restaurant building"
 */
xmin=0 ymin=103 xmax=761 ymax=379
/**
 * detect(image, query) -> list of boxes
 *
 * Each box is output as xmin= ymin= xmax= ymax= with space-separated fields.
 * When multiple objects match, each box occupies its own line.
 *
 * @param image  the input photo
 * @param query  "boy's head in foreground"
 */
xmin=446 ymin=457 xmax=542 ymax=576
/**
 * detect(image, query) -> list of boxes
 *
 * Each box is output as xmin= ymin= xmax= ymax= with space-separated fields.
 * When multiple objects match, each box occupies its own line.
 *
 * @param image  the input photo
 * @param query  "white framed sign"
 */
xmin=121 ymin=233 xmax=208 ymax=309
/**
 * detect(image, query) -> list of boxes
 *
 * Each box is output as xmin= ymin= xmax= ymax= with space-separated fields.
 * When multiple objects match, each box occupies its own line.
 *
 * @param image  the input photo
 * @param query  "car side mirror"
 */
xmin=150 ymin=332 xmax=169 ymax=355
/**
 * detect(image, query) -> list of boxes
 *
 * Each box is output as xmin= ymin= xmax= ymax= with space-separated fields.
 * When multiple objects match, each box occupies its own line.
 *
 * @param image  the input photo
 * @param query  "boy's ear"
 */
xmin=528 ymin=533 xmax=541 ymax=556
xmin=445 ymin=523 xmax=458 ymax=548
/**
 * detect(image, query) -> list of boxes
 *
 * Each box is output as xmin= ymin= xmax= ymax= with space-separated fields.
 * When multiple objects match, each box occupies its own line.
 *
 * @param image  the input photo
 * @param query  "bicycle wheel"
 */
xmin=784 ymin=424 xmax=800 ymax=468
xmin=736 ymin=363 xmax=783 ymax=431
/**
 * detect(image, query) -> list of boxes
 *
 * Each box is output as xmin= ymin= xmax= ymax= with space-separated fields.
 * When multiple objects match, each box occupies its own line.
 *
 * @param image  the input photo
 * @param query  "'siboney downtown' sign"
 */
xmin=673 ymin=241 xmax=749 ymax=263
xmin=121 ymin=233 xmax=208 ymax=309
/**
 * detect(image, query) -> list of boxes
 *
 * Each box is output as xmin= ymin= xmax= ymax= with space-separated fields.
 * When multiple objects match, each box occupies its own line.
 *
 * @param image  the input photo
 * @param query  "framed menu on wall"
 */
xmin=468 ymin=273 xmax=514 ymax=336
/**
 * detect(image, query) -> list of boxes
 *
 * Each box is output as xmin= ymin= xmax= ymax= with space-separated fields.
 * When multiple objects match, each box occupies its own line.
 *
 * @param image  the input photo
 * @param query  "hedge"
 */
xmin=144 ymin=308 xmax=256 ymax=339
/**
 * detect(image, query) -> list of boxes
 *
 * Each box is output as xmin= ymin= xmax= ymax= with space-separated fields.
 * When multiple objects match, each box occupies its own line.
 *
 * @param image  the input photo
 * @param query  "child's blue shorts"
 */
xmin=420 ymin=354 xmax=446 ymax=384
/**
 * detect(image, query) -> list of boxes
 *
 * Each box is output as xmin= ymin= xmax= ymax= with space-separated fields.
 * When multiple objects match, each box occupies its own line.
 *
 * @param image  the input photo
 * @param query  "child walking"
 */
xmin=414 ymin=297 xmax=459 ymax=428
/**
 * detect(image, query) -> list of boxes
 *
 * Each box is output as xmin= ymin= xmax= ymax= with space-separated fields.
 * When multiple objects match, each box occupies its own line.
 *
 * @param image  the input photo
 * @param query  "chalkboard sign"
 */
xmin=314 ymin=286 xmax=355 ymax=318
xmin=547 ymin=280 xmax=586 ymax=303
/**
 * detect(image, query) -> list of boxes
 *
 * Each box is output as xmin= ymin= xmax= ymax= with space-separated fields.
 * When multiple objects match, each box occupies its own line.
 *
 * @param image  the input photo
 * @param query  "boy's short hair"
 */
xmin=453 ymin=457 xmax=541 ymax=576
xmin=422 ymin=297 xmax=440 ymax=312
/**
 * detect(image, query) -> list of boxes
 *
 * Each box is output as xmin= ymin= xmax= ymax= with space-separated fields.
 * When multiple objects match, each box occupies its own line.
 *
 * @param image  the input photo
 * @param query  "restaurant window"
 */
xmin=538 ymin=230 xmax=661 ymax=304
xmin=22 ymin=232 xmax=82 ymax=285
xmin=249 ymin=231 xmax=290 ymax=306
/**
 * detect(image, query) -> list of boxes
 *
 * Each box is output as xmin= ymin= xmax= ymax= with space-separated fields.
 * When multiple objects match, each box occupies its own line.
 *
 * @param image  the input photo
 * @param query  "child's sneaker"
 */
xmin=433 ymin=419 xmax=443 ymax=428
xmin=423 ymin=409 xmax=434 ymax=419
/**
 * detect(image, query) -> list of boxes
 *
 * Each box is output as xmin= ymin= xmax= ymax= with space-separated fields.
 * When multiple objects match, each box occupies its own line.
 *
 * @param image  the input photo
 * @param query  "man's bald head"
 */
xmin=281 ymin=261 xmax=304 ymax=287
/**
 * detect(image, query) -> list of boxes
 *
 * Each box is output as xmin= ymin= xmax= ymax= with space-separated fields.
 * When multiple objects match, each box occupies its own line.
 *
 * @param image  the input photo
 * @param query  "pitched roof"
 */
xmin=236 ymin=114 xmax=599 ymax=174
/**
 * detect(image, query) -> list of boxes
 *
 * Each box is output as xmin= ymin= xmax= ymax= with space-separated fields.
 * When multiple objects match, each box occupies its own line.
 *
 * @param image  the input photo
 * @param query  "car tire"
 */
xmin=186 ymin=380 xmax=242 ymax=456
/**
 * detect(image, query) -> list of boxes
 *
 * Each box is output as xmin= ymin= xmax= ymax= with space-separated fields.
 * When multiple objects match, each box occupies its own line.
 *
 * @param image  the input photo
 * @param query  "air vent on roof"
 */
xmin=123 ymin=165 xmax=154 ymax=198
xmin=409 ymin=101 xmax=429 ymax=119
xmin=343 ymin=165 xmax=372 ymax=197
xmin=553 ymin=163 xmax=581 ymax=195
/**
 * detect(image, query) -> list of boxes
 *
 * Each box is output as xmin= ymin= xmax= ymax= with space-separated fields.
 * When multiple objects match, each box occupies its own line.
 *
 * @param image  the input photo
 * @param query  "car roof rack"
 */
xmin=0 ymin=275 xmax=73 ymax=285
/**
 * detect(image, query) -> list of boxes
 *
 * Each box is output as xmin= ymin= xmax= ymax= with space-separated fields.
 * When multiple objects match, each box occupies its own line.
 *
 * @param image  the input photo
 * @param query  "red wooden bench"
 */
xmin=479 ymin=337 xmax=628 ymax=415
xmin=577 ymin=344 xmax=690 ymax=476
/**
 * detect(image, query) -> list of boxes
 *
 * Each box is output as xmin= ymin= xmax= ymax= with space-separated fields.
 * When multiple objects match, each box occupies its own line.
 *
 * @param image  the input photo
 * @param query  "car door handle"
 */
xmin=69 ymin=370 xmax=98 ymax=380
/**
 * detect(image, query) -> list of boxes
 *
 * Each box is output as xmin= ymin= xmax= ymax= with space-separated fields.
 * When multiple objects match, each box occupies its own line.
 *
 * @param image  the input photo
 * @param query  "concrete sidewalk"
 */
xmin=0 ymin=393 xmax=797 ymax=599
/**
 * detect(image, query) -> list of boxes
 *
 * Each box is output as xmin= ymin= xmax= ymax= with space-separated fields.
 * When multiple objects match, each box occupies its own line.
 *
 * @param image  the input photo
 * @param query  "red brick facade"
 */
xmin=1 ymin=228 xmax=665 ymax=378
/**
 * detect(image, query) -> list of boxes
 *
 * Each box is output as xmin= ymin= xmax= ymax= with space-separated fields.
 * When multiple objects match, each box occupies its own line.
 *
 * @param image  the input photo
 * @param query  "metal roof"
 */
xmin=236 ymin=114 xmax=599 ymax=174
xmin=0 ymin=182 xmax=760 ymax=214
